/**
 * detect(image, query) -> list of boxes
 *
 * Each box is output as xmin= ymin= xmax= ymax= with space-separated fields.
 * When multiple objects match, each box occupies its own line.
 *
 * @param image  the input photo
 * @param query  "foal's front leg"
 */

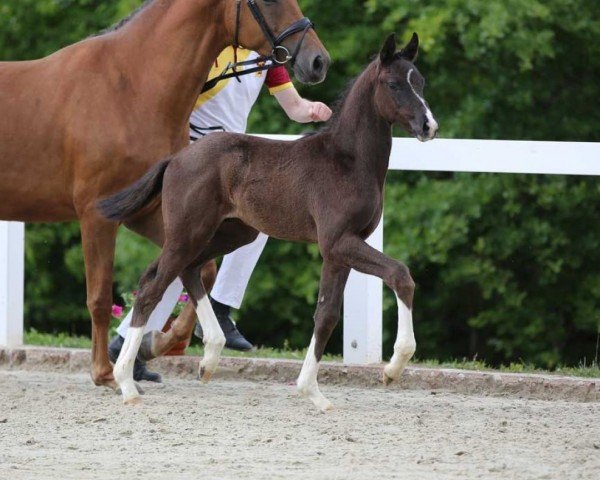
xmin=297 ymin=262 xmax=350 ymax=412
xmin=331 ymin=235 xmax=417 ymax=385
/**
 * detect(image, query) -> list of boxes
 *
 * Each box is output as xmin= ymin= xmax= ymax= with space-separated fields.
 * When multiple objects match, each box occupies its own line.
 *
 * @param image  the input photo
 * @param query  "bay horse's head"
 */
xmin=231 ymin=0 xmax=330 ymax=84
xmin=375 ymin=33 xmax=438 ymax=142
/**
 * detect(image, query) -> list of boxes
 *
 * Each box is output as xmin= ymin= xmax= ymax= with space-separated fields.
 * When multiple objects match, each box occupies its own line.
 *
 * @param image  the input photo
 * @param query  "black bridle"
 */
xmin=201 ymin=0 xmax=314 ymax=93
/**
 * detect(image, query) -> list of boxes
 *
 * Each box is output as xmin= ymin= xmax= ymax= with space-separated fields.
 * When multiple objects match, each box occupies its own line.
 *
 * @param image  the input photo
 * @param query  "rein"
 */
xmin=201 ymin=0 xmax=314 ymax=93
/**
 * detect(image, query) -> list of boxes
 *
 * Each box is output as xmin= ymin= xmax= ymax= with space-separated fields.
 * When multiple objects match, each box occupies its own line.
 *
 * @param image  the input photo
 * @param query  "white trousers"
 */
xmin=116 ymin=233 xmax=269 ymax=336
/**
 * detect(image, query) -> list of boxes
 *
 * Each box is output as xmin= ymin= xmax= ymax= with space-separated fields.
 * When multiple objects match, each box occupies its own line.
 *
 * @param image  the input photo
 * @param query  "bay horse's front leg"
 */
xmin=297 ymin=262 xmax=350 ymax=412
xmin=79 ymin=212 xmax=119 ymax=389
xmin=329 ymin=235 xmax=417 ymax=386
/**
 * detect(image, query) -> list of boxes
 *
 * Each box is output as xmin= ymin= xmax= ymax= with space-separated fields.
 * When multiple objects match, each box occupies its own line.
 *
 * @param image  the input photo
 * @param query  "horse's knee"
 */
xmin=86 ymin=297 xmax=111 ymax=324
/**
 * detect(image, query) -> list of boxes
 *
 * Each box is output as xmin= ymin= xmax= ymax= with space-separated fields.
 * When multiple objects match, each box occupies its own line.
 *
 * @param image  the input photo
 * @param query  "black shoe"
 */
xmin=133 ymin=360 xmax=162 ymax=383
xmin=194 ymin=299 xmax=254 ymax=351
xmin=108 ymin=334 xmax=162 ymax=383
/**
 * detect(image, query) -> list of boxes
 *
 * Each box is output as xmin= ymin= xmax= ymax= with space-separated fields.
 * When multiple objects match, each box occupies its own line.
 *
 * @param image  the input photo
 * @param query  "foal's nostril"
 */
xmin=423 ymin=121 xmax=430 ymax=134
xmin=312 ymin=55 xmax=323 ymax=74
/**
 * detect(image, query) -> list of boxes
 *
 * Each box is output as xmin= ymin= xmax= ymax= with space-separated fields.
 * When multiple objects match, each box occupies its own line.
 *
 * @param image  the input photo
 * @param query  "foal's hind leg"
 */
xmin=297 ymin=262 xmax=350 ymax=412
xmin=150 ymin=220 xmax=257 ymax=361
xmin=178 ymin=266 xmax=225 ymax=382
xmin=175 ymin=220 xmax=260 ymax=381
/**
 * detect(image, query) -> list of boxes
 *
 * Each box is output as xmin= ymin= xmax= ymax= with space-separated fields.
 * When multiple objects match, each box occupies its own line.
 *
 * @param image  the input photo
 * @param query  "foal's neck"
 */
xmin=329 ymin=63 xmax=392 ymax=185
xmin=113 ymin=0 xmax=231 ymax=141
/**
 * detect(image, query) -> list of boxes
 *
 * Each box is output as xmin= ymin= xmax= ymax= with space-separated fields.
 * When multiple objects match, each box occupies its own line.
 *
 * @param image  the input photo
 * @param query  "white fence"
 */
xmin=1 ymin=138 xmax=599 ymax=364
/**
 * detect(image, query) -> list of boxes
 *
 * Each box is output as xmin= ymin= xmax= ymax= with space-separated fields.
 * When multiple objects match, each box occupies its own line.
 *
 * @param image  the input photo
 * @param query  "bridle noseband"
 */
xmin=201 ymin=0 xmax=315 ymax=93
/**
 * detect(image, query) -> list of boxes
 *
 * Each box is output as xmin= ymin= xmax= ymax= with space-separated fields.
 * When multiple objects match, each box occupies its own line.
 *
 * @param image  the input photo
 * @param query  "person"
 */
xmin=108 ymin=46 xmax=332 ymax=382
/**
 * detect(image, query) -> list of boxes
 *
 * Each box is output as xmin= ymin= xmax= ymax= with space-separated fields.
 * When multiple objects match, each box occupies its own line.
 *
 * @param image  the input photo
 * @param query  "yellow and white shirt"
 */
xmin=189 ymin=47 xmax=293 ymax=139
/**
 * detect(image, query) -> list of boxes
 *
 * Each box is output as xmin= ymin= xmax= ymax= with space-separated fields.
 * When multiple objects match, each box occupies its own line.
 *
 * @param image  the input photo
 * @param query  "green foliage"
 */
xmin=0 ymin=0 xmax=119 ymax=61
xmin=384 ymin=173 xmax=600 ymax=367
xmin=3 ymin=0 xmax=599 ymax=368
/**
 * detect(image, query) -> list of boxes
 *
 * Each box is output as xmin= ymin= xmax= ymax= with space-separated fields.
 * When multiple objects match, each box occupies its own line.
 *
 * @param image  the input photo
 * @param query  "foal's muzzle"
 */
xmin=411 ymin=113 xmax=439 ymax=142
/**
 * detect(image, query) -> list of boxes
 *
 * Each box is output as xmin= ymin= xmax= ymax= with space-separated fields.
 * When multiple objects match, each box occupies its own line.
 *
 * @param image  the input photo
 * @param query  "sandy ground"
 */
xmin=0 ymin=369 xmax=598 ymax=480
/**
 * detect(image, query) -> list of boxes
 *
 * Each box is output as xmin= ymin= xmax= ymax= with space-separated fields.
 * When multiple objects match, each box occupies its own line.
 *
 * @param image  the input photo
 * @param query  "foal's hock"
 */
xmin=99 ymin=33 xmax=438 ymax=410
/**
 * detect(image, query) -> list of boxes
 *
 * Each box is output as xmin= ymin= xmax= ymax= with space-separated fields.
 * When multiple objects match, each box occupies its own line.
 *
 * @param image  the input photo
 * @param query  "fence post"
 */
xmin=0 ymin=221 xmax=25 ymax=347
xmin=343 ymin=219 xmax=383 ymax=364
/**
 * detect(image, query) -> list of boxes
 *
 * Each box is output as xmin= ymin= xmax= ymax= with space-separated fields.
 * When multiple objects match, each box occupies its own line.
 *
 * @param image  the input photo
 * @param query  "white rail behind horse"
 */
xmin=2 ymin=138 xmax=599 ymax=364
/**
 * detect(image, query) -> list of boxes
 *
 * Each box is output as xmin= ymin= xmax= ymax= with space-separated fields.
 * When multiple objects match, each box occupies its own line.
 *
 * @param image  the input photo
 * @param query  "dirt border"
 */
xmin=1 ymin=345 xmax=598 ymax=402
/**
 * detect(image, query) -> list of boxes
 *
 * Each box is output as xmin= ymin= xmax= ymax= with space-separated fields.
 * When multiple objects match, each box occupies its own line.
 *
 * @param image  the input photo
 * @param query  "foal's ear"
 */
xmin=380 ymin=33 xmax=397 ymax=65
xmin=399 ymin=32 xmax=419 ymax=63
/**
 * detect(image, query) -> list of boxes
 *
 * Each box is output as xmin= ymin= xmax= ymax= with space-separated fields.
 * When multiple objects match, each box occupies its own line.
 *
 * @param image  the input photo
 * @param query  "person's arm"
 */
xmin=274 ymin=87 xmax=332 ymax=123
xmin=265 ymin=66 xmax=332 ymax=123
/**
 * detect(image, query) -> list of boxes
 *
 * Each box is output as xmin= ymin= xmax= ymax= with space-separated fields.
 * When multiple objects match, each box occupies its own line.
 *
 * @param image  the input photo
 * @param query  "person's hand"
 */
xmin=308 ymin=102 xmax=332 ymax=122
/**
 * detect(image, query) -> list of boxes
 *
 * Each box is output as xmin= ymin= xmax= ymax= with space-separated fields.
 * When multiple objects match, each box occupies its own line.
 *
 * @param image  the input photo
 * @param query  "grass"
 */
xmin=23 ymin=330 xmax=600 ymax=378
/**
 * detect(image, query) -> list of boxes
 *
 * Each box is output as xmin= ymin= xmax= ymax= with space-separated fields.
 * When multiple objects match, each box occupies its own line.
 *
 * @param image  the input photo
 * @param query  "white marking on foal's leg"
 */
xmin=383 ymin=296 xmax=416 ymax=385
xmin=297 ymin=336 xmax=332 ymax=412
xmin=113 ymin=326 xmax=144 ymax=404
xmin=196 ymin=296 xmax=225 ymax=383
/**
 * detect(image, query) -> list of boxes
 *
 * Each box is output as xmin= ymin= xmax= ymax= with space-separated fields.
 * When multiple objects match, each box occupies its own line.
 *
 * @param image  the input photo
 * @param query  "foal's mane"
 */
xmin=93 ymin=0 xmax=154 ymax=37
xmin=307 ymin=59 xmax=378 ymax=137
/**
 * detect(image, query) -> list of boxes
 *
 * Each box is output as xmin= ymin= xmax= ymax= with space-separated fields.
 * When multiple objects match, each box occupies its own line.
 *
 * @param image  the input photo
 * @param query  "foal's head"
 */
xmin=374 ymin=33 xmax=438 ymax=142
xmin=233 ymin=0 xmax=330 ymax=84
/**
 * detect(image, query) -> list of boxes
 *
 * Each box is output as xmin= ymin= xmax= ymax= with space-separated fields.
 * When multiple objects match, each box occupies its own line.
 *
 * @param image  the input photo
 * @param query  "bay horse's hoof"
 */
xmin=91 ymin=371 xmax=118 ymax=391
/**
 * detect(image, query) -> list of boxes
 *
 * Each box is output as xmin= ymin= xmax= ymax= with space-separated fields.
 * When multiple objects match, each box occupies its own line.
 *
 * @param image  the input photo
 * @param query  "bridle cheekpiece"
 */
xmin=201 ymin=0 xmax=314 ymax=93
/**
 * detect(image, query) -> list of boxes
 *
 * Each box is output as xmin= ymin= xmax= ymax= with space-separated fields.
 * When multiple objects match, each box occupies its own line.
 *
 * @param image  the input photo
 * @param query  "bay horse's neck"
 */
xmin=329 ymin=63 xmax=392 ymax=185
xmin=112 ymin=0 xmax=231 ymax=140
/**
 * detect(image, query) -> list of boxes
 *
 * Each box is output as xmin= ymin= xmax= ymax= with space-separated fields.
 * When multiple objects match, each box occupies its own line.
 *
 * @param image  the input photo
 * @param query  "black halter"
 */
xmin=201 ymin=0 xmax=314 ymax=93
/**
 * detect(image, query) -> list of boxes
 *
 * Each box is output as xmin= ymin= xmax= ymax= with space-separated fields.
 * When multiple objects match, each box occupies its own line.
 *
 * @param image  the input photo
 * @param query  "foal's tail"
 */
xmin=97 ymin=159 xmax=171 ymax=221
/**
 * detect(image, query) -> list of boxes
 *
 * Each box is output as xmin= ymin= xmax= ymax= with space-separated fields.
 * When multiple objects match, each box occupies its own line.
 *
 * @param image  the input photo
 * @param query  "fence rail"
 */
xmin=2 ymin=137 xmax=599 ymax=364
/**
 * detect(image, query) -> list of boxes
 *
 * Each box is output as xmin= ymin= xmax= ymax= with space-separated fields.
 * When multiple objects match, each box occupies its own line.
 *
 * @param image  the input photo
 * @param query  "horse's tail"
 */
xmin=97 ymin=159 xmax=171 ymax=221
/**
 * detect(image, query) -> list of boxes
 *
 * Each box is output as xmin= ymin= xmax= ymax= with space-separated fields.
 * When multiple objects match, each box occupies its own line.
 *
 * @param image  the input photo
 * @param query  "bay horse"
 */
xmin=99 ymin=33 xmax=438 ymax=410
xmin=0 ymin=0 xmax=329 ymax=389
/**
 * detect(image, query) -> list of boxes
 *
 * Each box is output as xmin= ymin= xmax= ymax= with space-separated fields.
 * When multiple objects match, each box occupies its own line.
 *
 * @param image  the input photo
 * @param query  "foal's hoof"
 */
xmin=199 ymin=366 xmax=213 ymax=384
xmin=123 ymin=396 xmax=142 ymax=406
xmin=383 ymin=371 xmax=394 ymax=386
xmin=383 ymin=365 xmax=400 ymax=386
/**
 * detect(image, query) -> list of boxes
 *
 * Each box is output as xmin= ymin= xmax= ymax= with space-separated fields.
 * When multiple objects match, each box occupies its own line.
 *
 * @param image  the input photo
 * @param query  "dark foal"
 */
xmin=99 ymin=33 xmax=438 ymax=410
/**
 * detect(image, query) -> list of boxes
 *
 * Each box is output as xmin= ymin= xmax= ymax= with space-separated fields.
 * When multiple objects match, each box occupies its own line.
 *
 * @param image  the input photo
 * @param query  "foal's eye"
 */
xmin=387 ymin=82 xmax=401 ymax=91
